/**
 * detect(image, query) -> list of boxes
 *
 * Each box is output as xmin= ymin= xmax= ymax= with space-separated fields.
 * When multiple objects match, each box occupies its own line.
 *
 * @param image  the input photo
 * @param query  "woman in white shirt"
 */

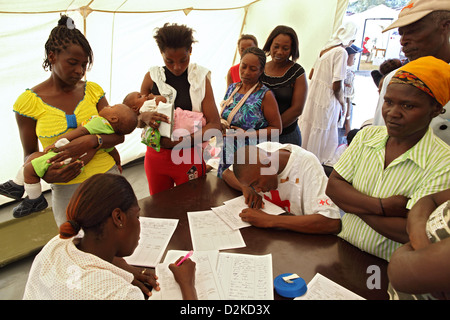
xmin=23 ymin=173 xmax=197 ymax=300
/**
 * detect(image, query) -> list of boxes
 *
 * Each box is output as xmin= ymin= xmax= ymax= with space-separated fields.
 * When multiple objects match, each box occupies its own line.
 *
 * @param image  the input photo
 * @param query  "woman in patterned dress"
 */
xmin=217 ymin=47 xmax=282 ymax=177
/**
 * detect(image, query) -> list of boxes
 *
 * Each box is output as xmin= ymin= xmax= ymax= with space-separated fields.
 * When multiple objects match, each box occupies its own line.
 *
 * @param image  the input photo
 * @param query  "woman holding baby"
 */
xmin=139 ymin=23 xmax=221 ymax=195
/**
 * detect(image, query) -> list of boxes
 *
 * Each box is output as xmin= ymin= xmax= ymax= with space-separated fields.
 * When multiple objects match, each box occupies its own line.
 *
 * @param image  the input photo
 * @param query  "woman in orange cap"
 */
xmin=326 ymin=56 xmax=450 ymax=262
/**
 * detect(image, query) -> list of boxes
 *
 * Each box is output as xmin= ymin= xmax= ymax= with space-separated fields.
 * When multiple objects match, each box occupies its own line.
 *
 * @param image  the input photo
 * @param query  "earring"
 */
xmin=119 ymin=223 xmax=123 ymax=228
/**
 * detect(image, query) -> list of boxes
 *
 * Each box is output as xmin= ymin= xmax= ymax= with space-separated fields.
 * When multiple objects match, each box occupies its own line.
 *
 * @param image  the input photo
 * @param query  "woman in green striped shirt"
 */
xmin=326 ymin=56 xmax=450 ymax=261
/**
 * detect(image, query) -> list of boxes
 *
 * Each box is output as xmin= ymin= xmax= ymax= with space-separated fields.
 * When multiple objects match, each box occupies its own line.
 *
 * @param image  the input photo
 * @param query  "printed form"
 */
xmin=150 ymin=250 xmax=274 ymax=300
xmin=212 ymin=195 xmax=285 ymax=230
xmin=217 ymin=252 xmax=273 ymax=300
xmin=187 ymin=210 xmax=246 ymax=251
xmin=150 ymin=250 xmax=225 ymax=300
xmin=295 ymin=273 xmax=365 ymax=300
xmin=124 ymin=217 xmax=178 ymax=267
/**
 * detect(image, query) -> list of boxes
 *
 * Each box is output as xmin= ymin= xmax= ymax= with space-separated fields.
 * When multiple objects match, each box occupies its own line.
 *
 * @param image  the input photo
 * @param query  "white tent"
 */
xmin=0 ymin=0 xmax=349 ymax=204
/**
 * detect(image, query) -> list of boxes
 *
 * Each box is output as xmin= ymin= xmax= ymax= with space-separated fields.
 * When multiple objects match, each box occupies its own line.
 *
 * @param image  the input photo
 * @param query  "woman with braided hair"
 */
xmin=23 ymin=173 xmax=197 ymax=300
xmin=2 ymin=15 xmax=125 ymax=225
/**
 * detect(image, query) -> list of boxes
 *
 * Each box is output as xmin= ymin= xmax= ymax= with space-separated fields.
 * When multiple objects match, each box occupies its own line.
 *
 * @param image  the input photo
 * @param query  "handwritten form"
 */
xmin=150 ymin=250 xmax=225 ymax=300
xmin=124 ymin=217 xmax=178 ymax=267
xmin=187 ymin=210 xmax=246 ymax=251
xmin=150 ymin=250 xmax=273 ymax=300
xmin=295 ymin=273 xmax=365 ymax=300
xmin=216 ymin=253 xmax=273 ymax=300
xmin=212 ymin=195 xmax=285 ymax=230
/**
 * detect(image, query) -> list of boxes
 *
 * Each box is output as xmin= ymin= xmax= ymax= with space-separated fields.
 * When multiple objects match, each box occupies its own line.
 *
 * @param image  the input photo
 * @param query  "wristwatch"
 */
xmin=94 ymin=134 xmax=103 ymax=150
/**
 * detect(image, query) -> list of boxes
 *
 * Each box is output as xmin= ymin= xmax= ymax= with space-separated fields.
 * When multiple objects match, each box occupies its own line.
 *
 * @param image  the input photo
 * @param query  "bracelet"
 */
xmin=94 ymin=134 xmax=103 ymax=150
xmin=379 ymin=198 xmax=386 ymax=216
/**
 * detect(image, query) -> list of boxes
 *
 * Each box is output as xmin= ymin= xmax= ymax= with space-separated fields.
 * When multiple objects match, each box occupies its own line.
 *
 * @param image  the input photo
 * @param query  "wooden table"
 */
xmin=139 ymin=173 xmax=389 ymax=300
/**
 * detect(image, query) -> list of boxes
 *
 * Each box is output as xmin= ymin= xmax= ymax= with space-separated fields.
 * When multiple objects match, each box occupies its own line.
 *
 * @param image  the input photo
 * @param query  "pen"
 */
xmin=176 ymin=250 xmax=193 ymax=266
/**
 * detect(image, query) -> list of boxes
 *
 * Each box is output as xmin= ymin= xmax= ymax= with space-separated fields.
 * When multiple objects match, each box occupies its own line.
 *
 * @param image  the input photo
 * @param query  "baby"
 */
xmin=123 ymin=91 xmax=207 ymax=150
xmin=0 ymin=104 xmax=137 ymax=218
xmin=123 ymin=92 xmax=170 ymax=151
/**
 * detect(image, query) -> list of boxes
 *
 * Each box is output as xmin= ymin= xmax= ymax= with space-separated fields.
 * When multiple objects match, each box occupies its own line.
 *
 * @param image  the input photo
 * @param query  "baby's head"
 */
xmin=99 ymin=104 xmax=138 ymax=135
xmin=123 ymin=91 xmax=167 ymax=114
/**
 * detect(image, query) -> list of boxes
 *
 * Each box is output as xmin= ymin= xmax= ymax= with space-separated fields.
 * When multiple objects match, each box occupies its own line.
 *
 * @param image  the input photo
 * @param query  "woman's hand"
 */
xmin=112 ymin=257 xmax=160 ymax=299
xmin=133 ymin=268 xmax=160 ymax=299
xmin=42 ymin=160 xmax=84 ymax=184
xmin=382 ymin=195 xmax=409 ymax=218
xmin=169 ymin=257 xmax=198 ymax=300
xmin=48 ymin=135 xmax=95 ymax=164
xmin=139 ymin=111 xmax=170 ymax=129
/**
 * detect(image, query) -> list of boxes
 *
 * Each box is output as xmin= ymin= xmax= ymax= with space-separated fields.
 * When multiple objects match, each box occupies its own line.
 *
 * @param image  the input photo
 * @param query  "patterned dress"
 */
xmin=217 ymin=83 xmax=270 ymax=177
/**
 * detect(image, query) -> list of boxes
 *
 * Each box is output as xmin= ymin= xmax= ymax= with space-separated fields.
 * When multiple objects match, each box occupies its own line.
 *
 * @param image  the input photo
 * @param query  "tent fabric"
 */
xmin=0 ymin=0 xmax=348 ymax=205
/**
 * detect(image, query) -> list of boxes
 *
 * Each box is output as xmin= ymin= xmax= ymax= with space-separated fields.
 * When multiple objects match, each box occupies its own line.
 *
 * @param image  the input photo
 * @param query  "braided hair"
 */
xmin=43 ymin=15 xmax=93 ymax=71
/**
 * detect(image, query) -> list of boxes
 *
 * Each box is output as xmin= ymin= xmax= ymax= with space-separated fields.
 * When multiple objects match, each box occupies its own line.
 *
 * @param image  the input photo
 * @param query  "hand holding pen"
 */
xmin=168 ymin=250 xmax=197 ymax=300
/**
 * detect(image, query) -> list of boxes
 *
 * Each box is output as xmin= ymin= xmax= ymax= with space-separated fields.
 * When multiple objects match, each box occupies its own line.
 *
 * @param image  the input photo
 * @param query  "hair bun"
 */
xmin=57 ymin=14 xmax=75 ymax=29
xmin=59 ymin=220 xmax=81 ymax=239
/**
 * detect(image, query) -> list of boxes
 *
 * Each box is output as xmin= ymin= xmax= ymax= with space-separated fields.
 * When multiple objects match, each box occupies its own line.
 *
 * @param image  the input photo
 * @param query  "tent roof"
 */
xmin=0 ymin=0 xmax=260 ymax=14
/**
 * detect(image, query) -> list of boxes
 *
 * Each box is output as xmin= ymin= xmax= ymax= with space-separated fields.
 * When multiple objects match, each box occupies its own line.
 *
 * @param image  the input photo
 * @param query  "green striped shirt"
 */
xmin=334 ymin=126 xmax=450 ymax=261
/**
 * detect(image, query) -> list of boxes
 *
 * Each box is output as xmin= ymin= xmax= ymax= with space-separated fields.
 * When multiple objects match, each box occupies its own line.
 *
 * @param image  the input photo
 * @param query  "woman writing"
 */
xmin=140 ymin=23 xmax=221 ymax=195
xmin=260 ymin=25 xmax=308 ymax=146
xmin=218 ymin=47 xmax=282 ymax=177
xmin=5 ymin=16 xmax=124 ymax=226
xmin=23 ymin=173 xmax=197 ymax=300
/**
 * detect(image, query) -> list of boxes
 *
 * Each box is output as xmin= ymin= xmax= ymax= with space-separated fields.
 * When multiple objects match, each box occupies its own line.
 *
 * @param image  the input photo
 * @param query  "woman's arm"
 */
xmin=200 ymin=77 xmax=221 ymax=133
xmin=388 ymin=239 xmax=450 ymax=295
xmin=261 ymin=89 xmax=282 ymax=137
xmin=226 ymin=69 xmax=233 ymax=88
xmin=326 ymin=170 xmax=383 ymax=215
xmin=15 ymin=113 xmax=39 ymax=162
xmin=140 ymin=72 xmax=153 ymax=96
xmin=279 ymin=74 xmax=308 ymax=128
xmin=326 ymin=170 xmax=409 ymax=243
xmin=16 ymin=113 xmax=84 ymax=183
xmin=332 ymin=80 xmax=345 ymax=110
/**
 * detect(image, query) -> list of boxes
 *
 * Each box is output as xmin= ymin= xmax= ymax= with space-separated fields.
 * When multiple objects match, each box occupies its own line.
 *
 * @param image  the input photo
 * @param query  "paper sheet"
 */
xmin=156 ymin=102 xmax=173 ymax=138
xmin=150 ymin=250 xmax=225 ymax=300
xmin=212 ymin=195 xmax=285 ymax=230
xmin=294 ymin=273 xmax=365 ymax=300
xmin=124 ymin=217 xmax=178 ymax=267
xmin=187 ymin=210 xmax=246 ymax=251
xmin=216 ymin=253 xmax=273 ymax=300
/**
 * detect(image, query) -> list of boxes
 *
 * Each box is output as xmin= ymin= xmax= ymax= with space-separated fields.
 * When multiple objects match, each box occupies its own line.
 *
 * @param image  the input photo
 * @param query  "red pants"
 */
xmin=144 ymin=146 xmax=206 ymax=195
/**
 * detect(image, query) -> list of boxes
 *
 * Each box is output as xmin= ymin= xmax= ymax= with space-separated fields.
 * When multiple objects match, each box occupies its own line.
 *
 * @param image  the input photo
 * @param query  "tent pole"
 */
xmin=233 ymin=5 xmax=250 ymax=66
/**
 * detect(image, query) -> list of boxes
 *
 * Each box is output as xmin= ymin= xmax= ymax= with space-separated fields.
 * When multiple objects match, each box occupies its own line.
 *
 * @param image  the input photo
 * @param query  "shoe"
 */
xmin=0 ymin=180 xmax=25 ymax=200
xmin=13 ymin=194 xmax=48 ymax=218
